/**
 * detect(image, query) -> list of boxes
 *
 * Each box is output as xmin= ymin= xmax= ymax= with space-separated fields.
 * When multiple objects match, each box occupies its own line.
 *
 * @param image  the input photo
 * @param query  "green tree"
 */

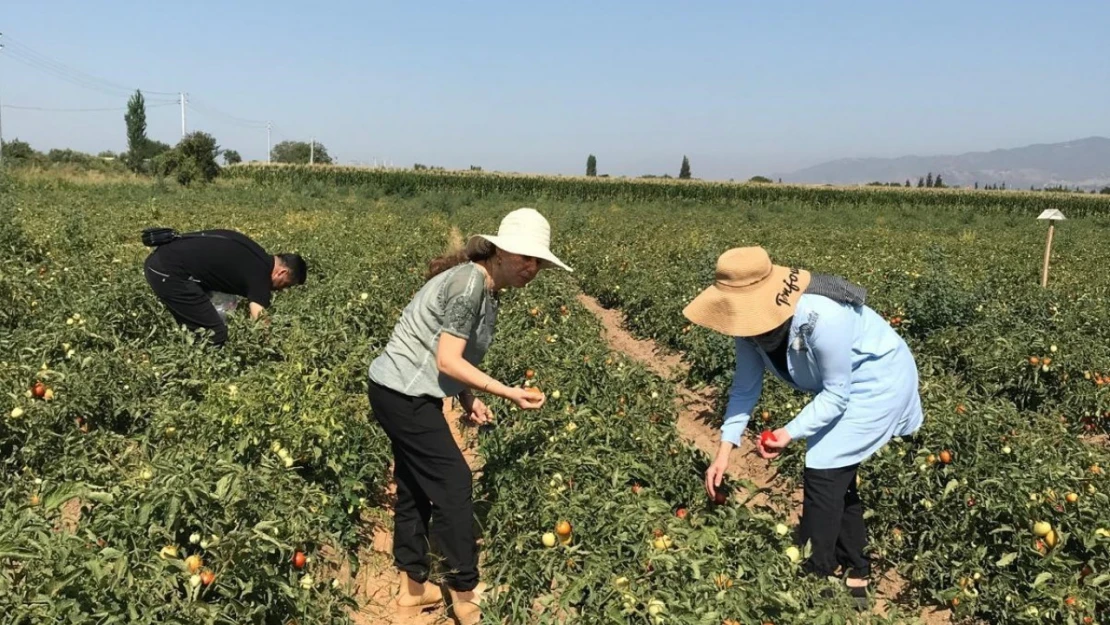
xmin=1 ymin=138 xmax=37 ymax=161
xmin=224 ymin=149 xmax=242 ymax=165
xmin=917 ymin=177 xmax=925 ymax=188
xmin=905 ymin=179 xmax=911 ymax=187
xmin=925 ymin=172 xmax=934 ymax=188
xmin=679 ymin=155 xmax=691 ymax=179
xmin=46 ymin=149 xmax=92 ymax=164
xmin=586 ymin=154 xmax=597 ymax=177
xmin=748 ymin=175 xmax=773 ymax=183
xmin=145 ymin=140 xmax=171 ymax=159
xmin=270 ymin=140 xmax=333 ymax=165
xmin=934 ymin=173 xmax=944 ymax=188
xmin=124 ymin=90 xmax=149 ymax=172
xmin=154 ymin=131 xmax=222 ymax=185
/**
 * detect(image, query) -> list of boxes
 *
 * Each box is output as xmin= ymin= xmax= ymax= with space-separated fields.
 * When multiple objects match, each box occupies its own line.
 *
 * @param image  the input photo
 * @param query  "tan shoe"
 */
xmin=394 ymin=571 xmax=443 ymax=615
xmin=446 ymin=582 xmax=488 ymax=625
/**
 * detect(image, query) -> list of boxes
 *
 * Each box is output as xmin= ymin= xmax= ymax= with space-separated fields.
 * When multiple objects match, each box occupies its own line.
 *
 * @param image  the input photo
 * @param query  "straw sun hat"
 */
xmin=469 ymin=208 xmax=573 ymax=272
xmin=682 ymin=247 xmax=810 ymax=337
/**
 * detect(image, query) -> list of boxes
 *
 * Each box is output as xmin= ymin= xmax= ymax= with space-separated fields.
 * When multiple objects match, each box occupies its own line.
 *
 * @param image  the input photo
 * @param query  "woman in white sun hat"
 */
xmin=367 ymin=207 xmax=571 ymax=624
xmin=684 ymin=246 xmax=923 ymax=608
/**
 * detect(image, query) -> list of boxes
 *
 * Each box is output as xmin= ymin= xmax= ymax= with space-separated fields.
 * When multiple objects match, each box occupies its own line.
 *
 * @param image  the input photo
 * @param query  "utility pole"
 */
xmin=266 ymin=121 xmax=271 ymax=163
xmin=180 ymin=92 xmax=187 ymax=138
xmin=309 ymin=137 xmax=314 ymax=165
xmin=0 ymin=32 xmax=5 ymax=168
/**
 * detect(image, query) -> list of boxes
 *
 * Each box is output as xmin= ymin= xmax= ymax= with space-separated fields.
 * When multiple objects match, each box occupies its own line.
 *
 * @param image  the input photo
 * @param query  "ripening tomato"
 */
xmin=939 ymin=450 xmax=953 ymax=464
xmin=32 ymin=382 xmax=46 ymax=399
xmin=555 ymin=521 xmax=572 ymax=537
xmin=200 ymin=570 xmax=216 ymax=586
xmin=293 ymin=551 xmax=307 ymax=569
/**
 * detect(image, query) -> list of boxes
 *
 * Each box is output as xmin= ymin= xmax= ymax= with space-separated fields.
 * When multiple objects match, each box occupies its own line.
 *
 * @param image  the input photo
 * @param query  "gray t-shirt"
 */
xmin=369 ymin=262 xmax=499 ymax=398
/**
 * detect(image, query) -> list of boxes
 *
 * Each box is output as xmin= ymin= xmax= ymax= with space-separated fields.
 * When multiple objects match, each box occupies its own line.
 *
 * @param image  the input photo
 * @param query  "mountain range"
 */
xmin=779 ymin=136 xmax=1110 ymax=190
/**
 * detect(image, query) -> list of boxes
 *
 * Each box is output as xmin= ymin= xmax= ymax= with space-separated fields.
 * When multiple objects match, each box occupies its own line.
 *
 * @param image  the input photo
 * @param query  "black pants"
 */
xmin=367 ymin=380 xmax=478 ymax=591
xmin=797 ymin=464 xmax=870 ymax=579
xmin=144 ymin=254 xmax=227 ymax=345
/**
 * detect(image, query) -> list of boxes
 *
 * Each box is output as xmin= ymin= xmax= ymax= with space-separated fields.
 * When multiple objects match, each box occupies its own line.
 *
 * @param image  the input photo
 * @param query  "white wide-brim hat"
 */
xmin=469 ymin=208 xmax=573 ymax=272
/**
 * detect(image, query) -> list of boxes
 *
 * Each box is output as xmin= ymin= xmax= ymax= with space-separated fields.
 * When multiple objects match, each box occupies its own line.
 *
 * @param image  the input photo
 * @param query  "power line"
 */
xmin=1 ymin=33 xmax=299 ymax=162
xmin=186 ymin=97 xmax=268 ymax=128
xmin=0 ymin=34 xmax=178 ymax=98
xmin=2 ymin=102 xmax=178 ymax=112
xmin=2 ymin=48 xmax=176 ymax=101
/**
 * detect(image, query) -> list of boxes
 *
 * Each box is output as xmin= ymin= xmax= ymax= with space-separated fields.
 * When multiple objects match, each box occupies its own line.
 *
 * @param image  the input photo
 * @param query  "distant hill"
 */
xmin=779 ymin=137 xmax=1110 ymax=190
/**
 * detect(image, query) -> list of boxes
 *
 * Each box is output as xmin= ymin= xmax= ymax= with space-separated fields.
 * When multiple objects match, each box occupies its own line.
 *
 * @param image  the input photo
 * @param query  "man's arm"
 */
xmin=249 ymin=302 xmax=266 ymax=320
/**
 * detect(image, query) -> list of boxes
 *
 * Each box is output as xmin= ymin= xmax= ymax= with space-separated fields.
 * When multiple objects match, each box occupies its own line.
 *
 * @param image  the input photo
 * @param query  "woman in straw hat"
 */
xmin=367 ymin=208 xmax=572 ymax=624
xmin=685 ymin=247 xmax=923 ymax=607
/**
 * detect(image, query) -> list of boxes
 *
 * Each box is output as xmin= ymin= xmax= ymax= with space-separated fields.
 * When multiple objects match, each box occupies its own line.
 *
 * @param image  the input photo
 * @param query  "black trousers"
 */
xmin=797 ymin=464 xmax=870 ymax=579
xmin=144 ymin=254 xmax=227 ymax=345
xmin=367 ymin=380 xmax=478 ymax=591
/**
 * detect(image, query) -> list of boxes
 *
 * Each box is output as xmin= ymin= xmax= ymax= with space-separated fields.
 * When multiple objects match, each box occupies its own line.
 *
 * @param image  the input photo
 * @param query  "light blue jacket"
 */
xmin=722 ymin=293 xmax=924 ymax=469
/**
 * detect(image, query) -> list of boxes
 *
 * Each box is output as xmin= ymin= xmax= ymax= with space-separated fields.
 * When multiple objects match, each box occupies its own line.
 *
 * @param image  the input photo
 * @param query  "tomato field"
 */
xmin=2 ymin=168 xmax=1109 ymax=625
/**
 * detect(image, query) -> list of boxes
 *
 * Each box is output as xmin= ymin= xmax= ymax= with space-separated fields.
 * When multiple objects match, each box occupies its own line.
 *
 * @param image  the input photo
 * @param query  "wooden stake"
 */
xmin=1041 ymin=223 xmax=1055 ymax=288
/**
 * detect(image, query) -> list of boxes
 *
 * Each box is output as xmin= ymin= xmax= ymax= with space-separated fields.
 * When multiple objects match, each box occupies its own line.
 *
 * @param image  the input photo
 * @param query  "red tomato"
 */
xmin=293 ymin=551 xmax=307 ymax=569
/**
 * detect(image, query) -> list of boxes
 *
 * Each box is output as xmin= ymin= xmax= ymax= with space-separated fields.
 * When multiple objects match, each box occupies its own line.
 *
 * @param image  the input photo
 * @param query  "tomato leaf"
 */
xmin=943 ymin=479 xmax=959 ymax=498
xmin=1087 ymin=574 xmax=1109 ymax=587
xmin=994 ymin=552 xmax=1018 ymax=567
xmin=85 ymin=492 xmax=114 ymax=505
xmin=215 ymin=474 xmax=235 ymax=501
xmin=1031 ymin=572 xmax=1052 ymax=588
xmin=0 ymin=550 xmax=40 ymax=560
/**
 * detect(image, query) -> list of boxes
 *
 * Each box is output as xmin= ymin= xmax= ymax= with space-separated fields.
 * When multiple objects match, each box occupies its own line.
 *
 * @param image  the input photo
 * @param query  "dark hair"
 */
xmin=425 ymin=237 xmax=496 ymax=280
xmin=277 ymin=253 xmax=308 ymax=285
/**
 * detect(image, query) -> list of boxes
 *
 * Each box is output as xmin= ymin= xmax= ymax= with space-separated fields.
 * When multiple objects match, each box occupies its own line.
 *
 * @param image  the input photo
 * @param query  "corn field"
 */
xmin=223 ymin=163 xmax=1110 ymax=216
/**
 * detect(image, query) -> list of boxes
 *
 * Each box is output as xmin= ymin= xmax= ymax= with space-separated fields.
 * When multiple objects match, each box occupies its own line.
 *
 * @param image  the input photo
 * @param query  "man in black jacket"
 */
xmin=143 ymin=229 xmax=307 ymax=345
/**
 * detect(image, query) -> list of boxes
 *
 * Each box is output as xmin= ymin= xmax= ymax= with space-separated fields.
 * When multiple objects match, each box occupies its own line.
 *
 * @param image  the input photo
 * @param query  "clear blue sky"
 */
xmin=2 ymin=0 xmax=1107 ymax=180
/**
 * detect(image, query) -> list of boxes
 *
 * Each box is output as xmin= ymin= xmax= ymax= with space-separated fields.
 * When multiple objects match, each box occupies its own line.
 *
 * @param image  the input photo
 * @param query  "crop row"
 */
xmin=222 ymin=163 xmax=1110 ymax=217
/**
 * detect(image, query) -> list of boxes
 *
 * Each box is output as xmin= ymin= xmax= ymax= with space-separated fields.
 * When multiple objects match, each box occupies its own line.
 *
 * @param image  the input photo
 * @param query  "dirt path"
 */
xmin=343 ymin=401 xmax=480 ymax=625
xmin=575 ymin=293 xmax=800 ymax=518
xmin=575 ymin=293 xmax=953 ymax=625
